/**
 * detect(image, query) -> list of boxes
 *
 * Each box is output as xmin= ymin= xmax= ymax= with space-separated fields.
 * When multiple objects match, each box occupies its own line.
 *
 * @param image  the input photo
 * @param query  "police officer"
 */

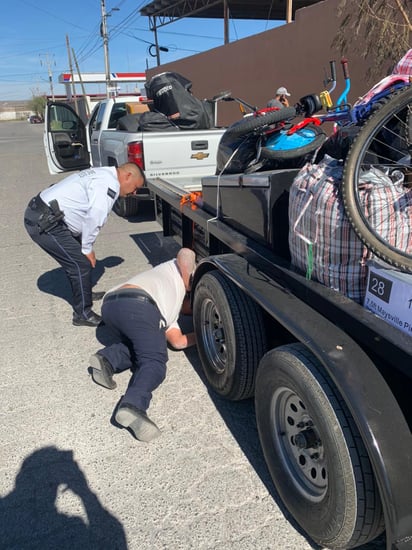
xmin=89 ymin=248 xmax=197 ymax=442
xmin=24 ymin=163 xmax=145 ymax=327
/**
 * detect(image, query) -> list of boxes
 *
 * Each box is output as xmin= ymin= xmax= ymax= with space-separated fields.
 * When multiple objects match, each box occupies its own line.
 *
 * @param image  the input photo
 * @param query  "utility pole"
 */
xmin=101 ymin=0 xmax=111 ymax=98
xmin=72 ymin=48 xmax=90 ymax=117
xmin=39 ymin=53 xmax=55 ymax=100
xmin=66 ymin=35 xmax=79 ymax=115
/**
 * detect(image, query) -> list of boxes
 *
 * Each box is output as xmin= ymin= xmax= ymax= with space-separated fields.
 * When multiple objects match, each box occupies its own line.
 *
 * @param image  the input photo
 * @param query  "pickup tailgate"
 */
xmin=142 ymin=128 xmax=224 ymax=179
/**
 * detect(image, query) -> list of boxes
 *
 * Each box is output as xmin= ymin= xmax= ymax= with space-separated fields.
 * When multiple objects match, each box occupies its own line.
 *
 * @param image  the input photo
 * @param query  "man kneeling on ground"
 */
xmin=89 ymin=247 xmax=196 ymax=442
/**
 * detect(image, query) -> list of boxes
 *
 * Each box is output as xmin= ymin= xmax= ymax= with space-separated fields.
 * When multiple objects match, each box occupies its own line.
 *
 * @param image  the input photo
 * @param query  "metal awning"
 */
xmin=140 ymin=0 xmax=321 ymax=25
xmin=140 ymin=0 xmax=322 ymax=64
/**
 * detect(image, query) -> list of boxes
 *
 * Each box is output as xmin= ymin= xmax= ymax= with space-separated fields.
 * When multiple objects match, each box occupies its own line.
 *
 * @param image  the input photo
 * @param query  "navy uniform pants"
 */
xmin=99 ymin=292 xmax=168 ymax=412
xmin=24 ymin=197 xmax=93 ymax=318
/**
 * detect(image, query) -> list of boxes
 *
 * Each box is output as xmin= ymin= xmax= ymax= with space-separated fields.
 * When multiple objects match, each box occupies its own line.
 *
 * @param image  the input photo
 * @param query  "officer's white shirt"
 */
xmin=108 ymin=260 xmax=186 ymax=330
xmin=40 ymin=167 xmax=119 ymax=254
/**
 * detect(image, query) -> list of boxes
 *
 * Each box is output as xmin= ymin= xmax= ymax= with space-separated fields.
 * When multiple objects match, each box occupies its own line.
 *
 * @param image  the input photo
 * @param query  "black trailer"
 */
xmin=146 ymin=170 xmax=412 ymax=550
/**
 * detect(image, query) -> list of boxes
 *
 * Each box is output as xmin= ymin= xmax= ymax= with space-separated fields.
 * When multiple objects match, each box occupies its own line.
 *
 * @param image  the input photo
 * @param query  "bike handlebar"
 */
xmin=341 ymin=57 xmax=350 ymax=80
xmin=330 ymin=61 xmax=336 ymax=83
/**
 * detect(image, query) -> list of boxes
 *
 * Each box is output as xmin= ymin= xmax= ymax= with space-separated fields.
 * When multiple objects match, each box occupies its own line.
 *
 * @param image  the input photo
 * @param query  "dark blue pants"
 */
xmin=100 ymin=296 xmax=168 ymax=411
xmin=24 ymin=202 xmax=93 ymax=318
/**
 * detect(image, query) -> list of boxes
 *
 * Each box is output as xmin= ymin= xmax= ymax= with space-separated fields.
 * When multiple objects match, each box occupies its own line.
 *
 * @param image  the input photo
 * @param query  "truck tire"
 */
xmin=255 ymin=343 xmax=384 ymax=549
xmin=113 ymin=196 xmax=140 ymax=217
xmin=193 ymin=270 xmax=266 ymax=400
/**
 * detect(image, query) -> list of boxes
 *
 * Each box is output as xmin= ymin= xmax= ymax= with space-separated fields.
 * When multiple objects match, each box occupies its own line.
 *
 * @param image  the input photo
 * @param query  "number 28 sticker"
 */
xmin=368 ymin=271 xmax=393 ymax=304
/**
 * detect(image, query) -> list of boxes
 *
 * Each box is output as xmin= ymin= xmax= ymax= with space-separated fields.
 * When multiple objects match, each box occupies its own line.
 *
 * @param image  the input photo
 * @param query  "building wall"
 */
xmin=146 ymin=0 xmax=393 ymax=127
xmin=0 ymin=111 xmax=32 ymax=121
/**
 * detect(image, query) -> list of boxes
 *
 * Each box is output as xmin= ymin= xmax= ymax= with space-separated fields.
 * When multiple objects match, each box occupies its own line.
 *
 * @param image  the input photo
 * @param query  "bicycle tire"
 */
xmin=343 ymin=86 xmax=412 ymax=272
xmin=260 ymin=124 xmax=327 ymax=160
xmin=227 ymin=107 xmax=296 ymax=138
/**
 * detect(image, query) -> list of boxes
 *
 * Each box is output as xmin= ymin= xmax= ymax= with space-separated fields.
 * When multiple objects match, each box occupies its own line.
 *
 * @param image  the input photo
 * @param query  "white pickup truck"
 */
xmin=43 ymin=97 xmax=226 ymax=181
xmin=43 ymin=96 xmax=227 ymax=216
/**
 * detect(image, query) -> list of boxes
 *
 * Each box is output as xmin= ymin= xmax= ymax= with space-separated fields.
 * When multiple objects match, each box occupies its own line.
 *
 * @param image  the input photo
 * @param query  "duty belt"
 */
xmin=104 ymin=288 xmax=158 ymax=308
xmin=29 ymin=194 xmax=53 ymax=214
xmin=29 ymin=194 xmax=65 ymax=233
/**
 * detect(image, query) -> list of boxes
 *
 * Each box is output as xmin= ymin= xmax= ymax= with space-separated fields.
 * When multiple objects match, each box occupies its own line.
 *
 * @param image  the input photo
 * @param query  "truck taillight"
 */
xmin=127 ymin=141 xmax=144 ymax=169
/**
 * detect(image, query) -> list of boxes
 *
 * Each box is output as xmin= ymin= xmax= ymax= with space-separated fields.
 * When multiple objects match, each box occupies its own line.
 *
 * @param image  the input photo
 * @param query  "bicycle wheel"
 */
xmin=261 ymin=124 xmax=326 ymax=160
xmin=227 ymin=107 xmax=296 ymax=137
xmin=343 ymin=86 xmax=412 ymax=272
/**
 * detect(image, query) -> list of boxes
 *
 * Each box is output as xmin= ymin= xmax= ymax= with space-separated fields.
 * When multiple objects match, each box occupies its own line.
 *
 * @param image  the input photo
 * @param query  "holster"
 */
xmin=37 ymin=198 xmax=65 ymax=233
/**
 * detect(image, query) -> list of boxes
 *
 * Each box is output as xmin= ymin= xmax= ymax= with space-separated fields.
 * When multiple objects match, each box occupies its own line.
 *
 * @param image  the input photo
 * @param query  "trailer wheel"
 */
xmin=193 ymin=270 xmax=266 ymax=400
xmin=255 ymin=343 xmax=384 ymax=549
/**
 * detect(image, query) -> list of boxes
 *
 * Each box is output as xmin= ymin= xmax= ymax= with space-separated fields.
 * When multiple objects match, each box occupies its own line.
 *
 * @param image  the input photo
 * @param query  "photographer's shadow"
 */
xmin=37 ymin=256 xmax=124 ymax=304
xmin=0 ymin=446 xmax=127 ymax=550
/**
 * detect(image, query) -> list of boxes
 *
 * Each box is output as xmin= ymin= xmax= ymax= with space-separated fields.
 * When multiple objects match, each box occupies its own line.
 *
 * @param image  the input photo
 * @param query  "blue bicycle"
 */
xmin=261 ymin=59 xmax=410 ymax=162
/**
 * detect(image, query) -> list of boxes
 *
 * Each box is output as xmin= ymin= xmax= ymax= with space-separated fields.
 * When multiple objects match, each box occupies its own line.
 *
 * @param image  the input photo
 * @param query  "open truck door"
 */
xmin=44 ymin=102 xmax=91 ymax=175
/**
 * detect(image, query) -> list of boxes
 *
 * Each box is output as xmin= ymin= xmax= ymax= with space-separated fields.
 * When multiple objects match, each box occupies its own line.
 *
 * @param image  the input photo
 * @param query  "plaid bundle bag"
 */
xmin=392 ymin=48 xmax=412 ymax=76
xmin=288 ymin=156 xmax=412 ymax=303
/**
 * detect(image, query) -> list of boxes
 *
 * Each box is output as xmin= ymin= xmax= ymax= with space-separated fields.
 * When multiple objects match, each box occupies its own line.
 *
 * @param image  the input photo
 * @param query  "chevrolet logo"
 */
xmin=191 ymin=152 xmax=209 ymax=161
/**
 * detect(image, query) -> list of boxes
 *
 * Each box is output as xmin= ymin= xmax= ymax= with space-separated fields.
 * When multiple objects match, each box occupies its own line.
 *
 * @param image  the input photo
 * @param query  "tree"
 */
xmin=29 ymin=95 xmax=47 ymax=118
xmin=334 ymin=0 xmax=411 ymax=80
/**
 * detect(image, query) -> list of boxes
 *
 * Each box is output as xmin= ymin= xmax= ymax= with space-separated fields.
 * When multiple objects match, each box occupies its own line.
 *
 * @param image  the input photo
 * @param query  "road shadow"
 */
xmin=0 ymin=446 xmax=127 ymax=550
xmin=130 ymin=231 xmax=180 ymax=266
xmin=37 ymin=256 xmax=124 ymax=304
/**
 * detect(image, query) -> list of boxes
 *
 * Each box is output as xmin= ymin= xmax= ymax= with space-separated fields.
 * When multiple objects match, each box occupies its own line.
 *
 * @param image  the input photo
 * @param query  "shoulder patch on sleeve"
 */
xmin=107 ymin=188 xmax=116 ymax=199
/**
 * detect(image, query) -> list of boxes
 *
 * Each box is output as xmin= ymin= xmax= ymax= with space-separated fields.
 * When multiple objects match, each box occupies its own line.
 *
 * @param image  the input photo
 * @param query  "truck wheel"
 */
xmin=193 ymin=270 xmax=266 ymax=400
xmin=113 ymin=195 xmax=141 ymax=217
xmin=255 ymin=343 xmax=384 ymax=549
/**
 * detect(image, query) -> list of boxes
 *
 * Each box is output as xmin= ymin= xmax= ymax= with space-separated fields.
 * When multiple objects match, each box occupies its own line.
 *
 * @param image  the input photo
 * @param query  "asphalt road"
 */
xmin=0 ymin=121 xmax=385 ymax=550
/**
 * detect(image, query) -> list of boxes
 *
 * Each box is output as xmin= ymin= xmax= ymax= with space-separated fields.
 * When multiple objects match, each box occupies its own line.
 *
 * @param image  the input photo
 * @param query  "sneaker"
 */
xmin=115 ymin=403 xmax=161 ymax=442
xmin=92 ymin=291 xmax=105 ymax=301
xmin=89 ymin=353 xmax=117 ymax=389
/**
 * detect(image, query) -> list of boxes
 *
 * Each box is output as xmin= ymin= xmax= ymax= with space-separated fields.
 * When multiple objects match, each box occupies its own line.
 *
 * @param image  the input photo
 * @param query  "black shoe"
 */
xmin=115 ymin=403 xmax=161 ymax=442
xmin=72 ymin=311 xmax=102 ymax=327
xmin=89 ymin=353 xmax=117 ymax=389
xmin=92 ymin=291 xmax=105 ymax=301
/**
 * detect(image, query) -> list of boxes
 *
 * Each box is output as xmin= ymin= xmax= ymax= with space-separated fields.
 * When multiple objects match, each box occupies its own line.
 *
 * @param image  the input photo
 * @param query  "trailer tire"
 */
xmin=193 ymin=270 xmax=266 ymax=400
xmin=255 ymin=343 xmax=384 ymax=549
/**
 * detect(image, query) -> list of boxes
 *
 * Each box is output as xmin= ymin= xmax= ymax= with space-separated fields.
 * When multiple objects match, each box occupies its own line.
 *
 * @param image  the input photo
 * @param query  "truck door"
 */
xmin=43 ymin=102 xmax=90 ymax=175
xmin=88 ymin=101 xmax=106 ymax=167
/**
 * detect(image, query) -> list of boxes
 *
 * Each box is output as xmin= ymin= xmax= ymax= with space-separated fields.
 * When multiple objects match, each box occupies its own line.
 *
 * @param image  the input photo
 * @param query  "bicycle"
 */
xmin=216 ymin=59 xmax=358 ymax=170
xmin=342 ymin=85 xmax=412 ymax=272
xmin=260 ymin=59 xmax=411 ymax=162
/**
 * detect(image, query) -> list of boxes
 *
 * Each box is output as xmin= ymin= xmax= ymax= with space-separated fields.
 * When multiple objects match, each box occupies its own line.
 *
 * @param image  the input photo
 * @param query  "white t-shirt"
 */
xmin=108 ymin=260 xmax=186 ymax=330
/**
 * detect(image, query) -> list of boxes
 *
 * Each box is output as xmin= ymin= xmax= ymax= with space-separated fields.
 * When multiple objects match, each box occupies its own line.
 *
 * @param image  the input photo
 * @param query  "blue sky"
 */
xmin=0 ymin=0 xmax=283 ymax=101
